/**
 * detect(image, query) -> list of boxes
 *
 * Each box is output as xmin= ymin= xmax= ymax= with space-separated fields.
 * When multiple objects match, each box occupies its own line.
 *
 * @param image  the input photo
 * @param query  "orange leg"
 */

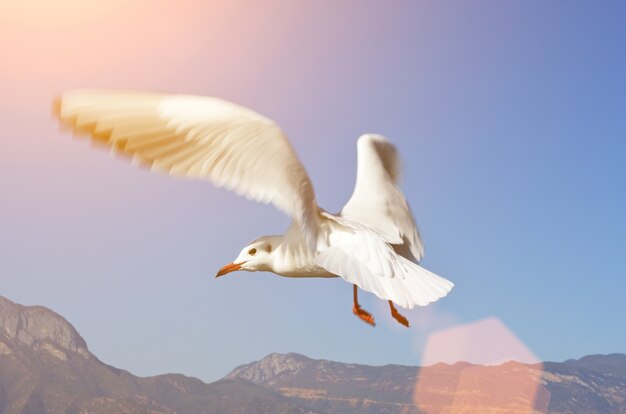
xmin=389 ymin=301 xmax=410 ymax=327
xmin=352 ymin=284 xmax=375 ymax=327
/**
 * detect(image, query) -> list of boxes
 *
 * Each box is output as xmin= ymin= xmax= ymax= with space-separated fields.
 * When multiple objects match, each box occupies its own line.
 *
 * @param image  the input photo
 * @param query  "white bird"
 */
xmin=54 ymin=90 xmax=454 ymax=327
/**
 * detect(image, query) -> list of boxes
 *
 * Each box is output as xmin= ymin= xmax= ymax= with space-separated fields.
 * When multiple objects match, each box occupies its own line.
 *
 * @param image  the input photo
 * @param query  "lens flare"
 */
xmin=414 ymin=318 xmax=551 ymax=413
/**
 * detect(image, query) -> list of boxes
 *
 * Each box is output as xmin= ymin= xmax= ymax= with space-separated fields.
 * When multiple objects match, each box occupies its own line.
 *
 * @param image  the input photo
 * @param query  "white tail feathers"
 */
xmin=395 ymin=257 xmax=454 ymax=308
xmin=316 ymin=245 xmax=453 ymax=309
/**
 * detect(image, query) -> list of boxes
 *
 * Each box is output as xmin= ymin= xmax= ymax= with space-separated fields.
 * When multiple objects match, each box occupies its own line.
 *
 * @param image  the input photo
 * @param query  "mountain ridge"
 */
xmin=1 ymin=295 xmax=624 ymax=414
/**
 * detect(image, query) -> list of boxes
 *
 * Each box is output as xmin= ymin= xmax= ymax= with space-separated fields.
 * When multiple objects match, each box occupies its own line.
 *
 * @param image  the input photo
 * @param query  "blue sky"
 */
xmin=0 ymin=1 xmax=625 ymax=381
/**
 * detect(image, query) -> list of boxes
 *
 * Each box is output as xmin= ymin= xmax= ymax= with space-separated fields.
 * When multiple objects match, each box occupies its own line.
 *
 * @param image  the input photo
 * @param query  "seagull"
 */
xmin=54 ymin=90 xmax=454 ymax=327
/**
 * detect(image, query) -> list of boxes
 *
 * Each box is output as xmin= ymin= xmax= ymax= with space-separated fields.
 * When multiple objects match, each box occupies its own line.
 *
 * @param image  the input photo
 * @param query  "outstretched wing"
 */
xmin=341 ymin=134 xmax=424 ymax=262
xmin=55 ymin=90 xmax=319 ymax=247
xmin=315 ymin=215 xmax=453 ymax=309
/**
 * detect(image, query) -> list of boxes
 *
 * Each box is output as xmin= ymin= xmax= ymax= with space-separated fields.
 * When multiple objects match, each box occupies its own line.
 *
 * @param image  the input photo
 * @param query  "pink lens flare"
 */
xmin=414 ymin=317 xmax=551 ymax=413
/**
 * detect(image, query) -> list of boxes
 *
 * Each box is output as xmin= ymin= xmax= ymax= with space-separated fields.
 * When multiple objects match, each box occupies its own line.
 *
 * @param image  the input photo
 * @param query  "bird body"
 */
xmin=55 ymin=90 xmax=454 ymax=326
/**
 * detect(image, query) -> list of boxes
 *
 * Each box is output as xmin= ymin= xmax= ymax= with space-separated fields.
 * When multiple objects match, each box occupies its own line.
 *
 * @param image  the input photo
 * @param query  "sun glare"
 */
xmin=0 ymin=0 xmax=191 ymax=86
xmin=1 ymin=0 xmax=129 ymax=29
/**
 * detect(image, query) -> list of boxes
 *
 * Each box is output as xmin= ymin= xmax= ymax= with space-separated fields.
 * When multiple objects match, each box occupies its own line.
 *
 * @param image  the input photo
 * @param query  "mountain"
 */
xmin=226 ymin=353 xmax=420 ymax=413
xmin=227 ymin=352 xmax=626 ymax=414
xmin=0 ymin=296 xmax=316 ymax=414
xmin=1 ymin=295 xmax=625 ymax=414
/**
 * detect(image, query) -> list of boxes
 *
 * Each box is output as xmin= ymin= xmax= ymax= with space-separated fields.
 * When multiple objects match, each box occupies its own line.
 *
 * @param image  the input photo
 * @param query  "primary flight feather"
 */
xmin=55 ymin=90 xmax=453 ymax=327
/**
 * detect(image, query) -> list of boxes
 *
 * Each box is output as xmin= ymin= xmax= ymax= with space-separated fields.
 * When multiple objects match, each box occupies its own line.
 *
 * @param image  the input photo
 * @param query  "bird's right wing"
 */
xmin=55 ymin=90 xmax=320 ymax=247
xmin=341 ymin=134 xmax=424 ymax=262
xmin=315 ymin=215 xmax=453 ymax=309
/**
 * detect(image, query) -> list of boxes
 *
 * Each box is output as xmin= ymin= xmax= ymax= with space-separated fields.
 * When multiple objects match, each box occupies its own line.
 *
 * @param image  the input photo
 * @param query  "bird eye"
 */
xmin=248 ymin=248 xmax=257 ymax=255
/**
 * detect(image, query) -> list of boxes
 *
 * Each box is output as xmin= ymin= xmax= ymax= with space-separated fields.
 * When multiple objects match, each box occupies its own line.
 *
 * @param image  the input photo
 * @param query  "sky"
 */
xmin=1 ymin=0 xmax=625 ymax=382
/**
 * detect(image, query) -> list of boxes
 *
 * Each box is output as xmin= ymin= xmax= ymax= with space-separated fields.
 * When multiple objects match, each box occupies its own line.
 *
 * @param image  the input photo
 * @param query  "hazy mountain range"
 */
xmin=0 ymin=295 xmax=624 ymax=414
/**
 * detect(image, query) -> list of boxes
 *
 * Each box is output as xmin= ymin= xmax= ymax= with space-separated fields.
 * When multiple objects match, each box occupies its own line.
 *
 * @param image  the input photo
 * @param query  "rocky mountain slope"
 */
xmin=1 ymin=295 xmax=625 ymax=414
xmin=227 ymin=352 xmax=626 ymax=413
xmin=0 ymin=296 xmax=316 ymax=414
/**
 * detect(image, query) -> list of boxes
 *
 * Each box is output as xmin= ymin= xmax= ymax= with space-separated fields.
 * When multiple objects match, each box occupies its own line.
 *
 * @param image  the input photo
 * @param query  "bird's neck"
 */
xmin=269 ymin=233 xmax=330 ymax=278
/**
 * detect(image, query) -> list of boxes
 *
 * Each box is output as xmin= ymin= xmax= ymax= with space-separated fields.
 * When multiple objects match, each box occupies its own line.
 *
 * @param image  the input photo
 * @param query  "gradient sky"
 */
xmin=1 ymin=1 xmax=625 ymax=382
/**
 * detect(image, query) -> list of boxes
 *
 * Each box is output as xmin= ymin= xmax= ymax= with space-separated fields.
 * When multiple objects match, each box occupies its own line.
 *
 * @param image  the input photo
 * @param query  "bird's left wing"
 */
xmin=55 ymin=90 xmax=319 ymax=247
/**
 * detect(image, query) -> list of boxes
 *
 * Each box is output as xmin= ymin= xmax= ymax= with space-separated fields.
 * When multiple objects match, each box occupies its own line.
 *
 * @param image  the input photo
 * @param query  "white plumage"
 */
xmin=55 ymin=90 xmax=453 ymax=326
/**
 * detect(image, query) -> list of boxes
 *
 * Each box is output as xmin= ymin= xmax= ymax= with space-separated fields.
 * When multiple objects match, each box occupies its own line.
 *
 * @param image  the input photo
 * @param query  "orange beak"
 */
xmin=215 ymin=262 xmax=244 ymax=278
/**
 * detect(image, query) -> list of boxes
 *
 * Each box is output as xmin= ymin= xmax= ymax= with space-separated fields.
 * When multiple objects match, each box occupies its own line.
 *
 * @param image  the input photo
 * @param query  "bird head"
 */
xmin=215 ymin=236 xmax=278 ymax=277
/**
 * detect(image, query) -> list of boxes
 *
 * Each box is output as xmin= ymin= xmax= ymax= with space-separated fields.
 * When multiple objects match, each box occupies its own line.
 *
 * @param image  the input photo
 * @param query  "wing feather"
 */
xmin=341 ymin=134 xmax=424 ymax=262
xmin=55 ymin=90 xmax=319 ymax=247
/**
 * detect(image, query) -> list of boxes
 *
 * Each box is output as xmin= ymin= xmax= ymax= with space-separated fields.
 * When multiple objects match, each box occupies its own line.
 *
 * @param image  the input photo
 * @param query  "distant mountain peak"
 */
xmin=557 ymin=353 xmax=626 ymax=377
xmin=566 ymin=353 xmax=626 ymax=365
xmin=225 ymin=352 xmax=314 ymax=385
xmin=0 ymin=295 xmax=89 ymax=358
